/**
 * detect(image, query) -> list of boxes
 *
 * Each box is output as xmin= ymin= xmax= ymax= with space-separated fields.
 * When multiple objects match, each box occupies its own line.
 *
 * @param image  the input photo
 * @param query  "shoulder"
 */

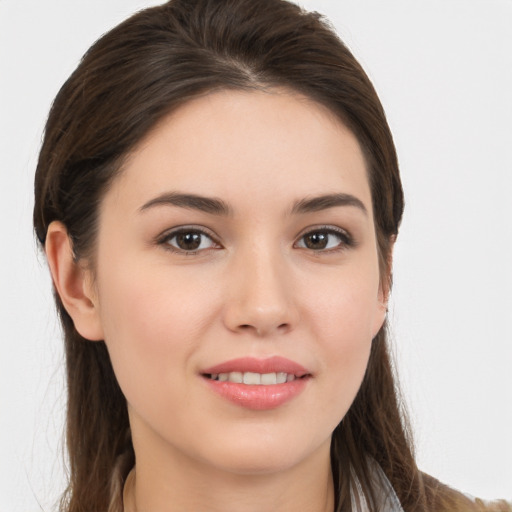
xmin=421 ymin=473 xmax=512 ymax=512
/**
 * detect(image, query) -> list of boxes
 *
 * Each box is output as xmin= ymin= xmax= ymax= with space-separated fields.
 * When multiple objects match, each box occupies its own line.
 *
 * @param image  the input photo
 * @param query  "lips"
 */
xmin=201 ymin=356 xmax=311 ymax=410
xmin=202 ymin=356 xmax=310 ymax=377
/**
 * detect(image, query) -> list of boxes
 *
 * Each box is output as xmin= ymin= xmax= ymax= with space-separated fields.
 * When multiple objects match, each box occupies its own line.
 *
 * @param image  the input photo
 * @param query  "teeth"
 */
xmin=243 ymin=372 xmax=261 ymax=385
xmin=260 ymin=372 xmax=277 ymax=385
xmin=228 ymin=371 xmax=243 ymax=383
xmin=276 ymin=372 xmax=287 ymax=384
xmin=210 ymin=371 xmax=298 ymax=385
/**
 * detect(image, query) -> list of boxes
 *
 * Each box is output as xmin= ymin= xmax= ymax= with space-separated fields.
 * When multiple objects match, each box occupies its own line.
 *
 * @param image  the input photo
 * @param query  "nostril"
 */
xmin=277 ymin=322 xmax=291 ymax=331
xmin=236 ymin=323 xmax=290 ymax=336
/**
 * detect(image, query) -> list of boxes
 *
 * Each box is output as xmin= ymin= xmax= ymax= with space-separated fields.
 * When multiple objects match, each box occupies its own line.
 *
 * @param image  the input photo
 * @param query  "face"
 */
xmin=86 ymin=89 xmax=387 ymax=476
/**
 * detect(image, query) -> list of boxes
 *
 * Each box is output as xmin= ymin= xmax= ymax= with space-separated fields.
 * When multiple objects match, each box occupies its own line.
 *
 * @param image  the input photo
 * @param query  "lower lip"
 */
xmin=202 ymin=377 xmax=309 ymax=410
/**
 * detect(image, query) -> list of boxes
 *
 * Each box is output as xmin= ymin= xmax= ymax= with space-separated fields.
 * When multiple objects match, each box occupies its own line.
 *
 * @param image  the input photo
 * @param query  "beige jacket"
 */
xmin=351 ymin=463 xmax=512 ymax=512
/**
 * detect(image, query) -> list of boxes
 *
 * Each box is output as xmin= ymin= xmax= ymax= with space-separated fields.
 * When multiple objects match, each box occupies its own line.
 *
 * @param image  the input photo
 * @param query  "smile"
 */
xmin=201 ymin=356 xmax=311 ymax=410
xmin=206 ymin=371 xmax=299 ymax=385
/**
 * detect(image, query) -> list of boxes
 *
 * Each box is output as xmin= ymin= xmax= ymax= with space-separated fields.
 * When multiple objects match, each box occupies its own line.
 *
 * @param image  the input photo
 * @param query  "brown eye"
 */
xmin=163 ymin=229 xmax=217 ymax=252
xmin=303 ymin=232 xmax=329 ymax=250
xmin=296 ymin=229 xmax=351 ymax=251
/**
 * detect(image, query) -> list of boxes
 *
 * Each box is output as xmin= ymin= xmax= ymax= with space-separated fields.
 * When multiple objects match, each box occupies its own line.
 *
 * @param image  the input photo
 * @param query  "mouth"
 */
xmin=200 ymin=356 xmax=311 ymax=382
xmin=200 ymin=357 xmax=311 ymax=410
xmin=203 ymin=371 xmax=307 ymax=385
xmin=204 ymin=371 xmax=309 ymax=385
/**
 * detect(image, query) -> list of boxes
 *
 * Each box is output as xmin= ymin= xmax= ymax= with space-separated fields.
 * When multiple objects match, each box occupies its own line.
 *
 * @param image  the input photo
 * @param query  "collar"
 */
xmin=350 ymin=460 xmax=404 ymax=512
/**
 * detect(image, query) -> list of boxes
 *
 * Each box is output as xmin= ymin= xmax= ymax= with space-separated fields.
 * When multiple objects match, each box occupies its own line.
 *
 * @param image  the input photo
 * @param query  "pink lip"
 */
xmin=202 ymin=356 xmax=310 ymax=377
xmin=201 ymin=356 xmax=311 ymax=411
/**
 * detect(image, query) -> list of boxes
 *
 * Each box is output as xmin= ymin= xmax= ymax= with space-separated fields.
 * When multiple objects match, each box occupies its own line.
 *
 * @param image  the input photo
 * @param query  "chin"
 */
xmin=212 ymin=453 xmax=304 ymax=477
xmin=199 ymin=429 xmax=331 ymax=477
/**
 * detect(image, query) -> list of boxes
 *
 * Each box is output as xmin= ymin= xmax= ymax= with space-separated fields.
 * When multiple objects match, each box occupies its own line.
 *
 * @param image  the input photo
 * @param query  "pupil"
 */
xmin=177 ymin=232 xmax=201 ymax=250
xmin=305 ymin=232 xmax=328 ymax=249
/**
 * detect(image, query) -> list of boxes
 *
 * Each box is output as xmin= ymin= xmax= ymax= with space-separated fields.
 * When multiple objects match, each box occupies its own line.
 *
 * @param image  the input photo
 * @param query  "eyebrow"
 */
xmin=291 ymin=193 xmax=368 ymax=216
xmin=140 ymin=192 xmax=232 ymax=216
xmin=139 ymin=191 xmax=367 ymax=217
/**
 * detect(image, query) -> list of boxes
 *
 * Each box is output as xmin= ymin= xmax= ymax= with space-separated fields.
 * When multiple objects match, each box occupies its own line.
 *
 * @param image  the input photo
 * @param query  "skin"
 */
xmin=46 ymin=89 xmax=388 ymax=512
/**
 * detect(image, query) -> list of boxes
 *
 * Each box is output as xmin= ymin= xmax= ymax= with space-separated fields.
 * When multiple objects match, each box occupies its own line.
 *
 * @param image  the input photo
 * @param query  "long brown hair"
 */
xmin=34 ymin=1 xmax=426 ymax=510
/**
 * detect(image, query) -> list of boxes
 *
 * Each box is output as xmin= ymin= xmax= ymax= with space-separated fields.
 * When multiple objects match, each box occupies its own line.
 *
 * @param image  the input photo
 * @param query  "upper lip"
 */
xmin=201 ymin=356 xmax=310 ymax=377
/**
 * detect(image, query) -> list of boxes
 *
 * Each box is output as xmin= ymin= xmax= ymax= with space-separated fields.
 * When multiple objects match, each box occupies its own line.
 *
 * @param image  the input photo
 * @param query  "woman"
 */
xmin=32 ymin=0 xmax=511 ymax=510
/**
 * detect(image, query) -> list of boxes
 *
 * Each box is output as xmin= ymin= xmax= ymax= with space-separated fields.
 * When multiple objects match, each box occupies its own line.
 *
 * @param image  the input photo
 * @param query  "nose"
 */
xmin=223 ymin=246 xmax=299 ymax=337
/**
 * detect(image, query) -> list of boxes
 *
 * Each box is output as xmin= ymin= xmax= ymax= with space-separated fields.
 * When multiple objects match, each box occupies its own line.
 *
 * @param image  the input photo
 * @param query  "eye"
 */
xmin=295 ymin=227 xmax=353 ymax=252
xmin=159 ymin=228 xmax=219 ymax=253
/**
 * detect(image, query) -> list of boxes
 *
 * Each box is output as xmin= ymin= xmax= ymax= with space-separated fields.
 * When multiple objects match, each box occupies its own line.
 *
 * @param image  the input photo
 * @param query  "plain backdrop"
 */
xmin=1 ymin=0 xmax=511 ymax=510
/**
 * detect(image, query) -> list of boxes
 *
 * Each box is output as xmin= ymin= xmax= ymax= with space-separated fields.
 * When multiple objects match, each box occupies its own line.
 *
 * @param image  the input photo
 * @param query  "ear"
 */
xmin=45 ymin=221 xmax=104 ymax=341
xmin=372 ymin=237 xmax=395 ymax=338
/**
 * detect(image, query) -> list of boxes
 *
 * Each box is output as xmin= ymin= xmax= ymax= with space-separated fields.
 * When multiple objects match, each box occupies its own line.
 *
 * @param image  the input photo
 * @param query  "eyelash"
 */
xmin=157 ymin=226 xmax=220 ymax=255
xmin=294 ymin=226 xmax=355 ymax=253
xmin=157 ymin=225 xmax=354 ymax=255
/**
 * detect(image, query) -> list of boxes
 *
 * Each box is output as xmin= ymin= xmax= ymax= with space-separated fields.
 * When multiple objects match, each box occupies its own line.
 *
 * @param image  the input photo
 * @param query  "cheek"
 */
xmin=300 ymin=266 xmax=380 ymax=411
xmin=94 ymin=257 xmax=219 ymax=408
xmin=302 ymin=262 xmax=382 ymax=344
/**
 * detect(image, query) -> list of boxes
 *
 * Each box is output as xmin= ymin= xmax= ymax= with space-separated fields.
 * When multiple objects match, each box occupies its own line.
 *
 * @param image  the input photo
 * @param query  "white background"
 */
xmin=1 ymin=1 xmax=511 ymax=510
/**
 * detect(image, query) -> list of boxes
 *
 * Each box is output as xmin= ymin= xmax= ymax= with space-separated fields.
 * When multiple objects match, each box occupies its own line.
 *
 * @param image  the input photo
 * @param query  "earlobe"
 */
xmin=373 ymin=238 xmax=395 ymax=338
xmin=45 ymin=221 xmax=104 ymax=341
xmin=372 ymin=291 xmax=388 ymax=339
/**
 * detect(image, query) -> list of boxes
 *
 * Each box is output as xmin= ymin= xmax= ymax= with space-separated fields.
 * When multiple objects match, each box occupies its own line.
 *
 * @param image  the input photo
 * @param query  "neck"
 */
xmin=123 ymin=437 xmax=335 ymax=512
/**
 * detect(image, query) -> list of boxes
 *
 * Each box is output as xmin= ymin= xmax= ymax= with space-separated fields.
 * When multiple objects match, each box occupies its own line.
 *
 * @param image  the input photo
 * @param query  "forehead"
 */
xmin=108 ymin=88 xmax=372 ymax=215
